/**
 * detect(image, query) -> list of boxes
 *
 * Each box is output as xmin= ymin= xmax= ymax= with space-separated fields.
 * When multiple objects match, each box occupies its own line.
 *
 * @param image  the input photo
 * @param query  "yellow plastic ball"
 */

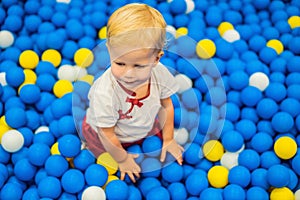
xmin=98 ymin=26 xmax=107 ymax=39
xmin=53 ymin=80 xmax=73 ymax=98
xmin=74 ymin=48 xmax=94 ymax=68
xmin=288 ymin=16 xmax=300 ymax=29
xmin=51 ymin=142 xmax=60 ymax=155
xmin=23 ymin=69 xmax=37 ymax=84
xmin=97 ymin=152 xmax=118 ymax=175
xmin=176 ymin=27 xmax=188 ymax=38
xmin=78 ymin=74 xmax=94 ymax=85
xmin=207 ymin=165 xmax=229 ymax=188
xmin=270 ymin=187 xmax=295 ymax=200
xmin=203 ymin=140 xmax=224 ymax=162
xmin=218 ymin=22 xmax=234 ymax=36
xmin=41 ymin=49 xmax=62 ymax=67
xmin=0 ymin=125 xmax=10 ymax=140
xmin=103 ymin=175 xmax=119 ymax=189
xmin=0 ymin=116 xmax=9 ymax=127
xmin=267 ymin=39 xmax=284 ymax=54
xmin=274 ymin=136 xmax=297 ymax=160
xmin=19 ymin=50 xmax=39 ymax=69
xmin=196 ymin=39 xmax=216 ymax=59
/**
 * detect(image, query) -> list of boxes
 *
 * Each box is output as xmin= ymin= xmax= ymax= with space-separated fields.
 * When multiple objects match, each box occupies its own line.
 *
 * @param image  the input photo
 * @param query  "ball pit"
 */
xmin=0 ymin=0 xmax=300 ymax=199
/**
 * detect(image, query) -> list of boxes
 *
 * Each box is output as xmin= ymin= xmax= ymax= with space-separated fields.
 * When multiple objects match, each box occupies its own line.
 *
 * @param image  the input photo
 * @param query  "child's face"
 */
xmin=109 ymin=48 xmax=161 ymax=89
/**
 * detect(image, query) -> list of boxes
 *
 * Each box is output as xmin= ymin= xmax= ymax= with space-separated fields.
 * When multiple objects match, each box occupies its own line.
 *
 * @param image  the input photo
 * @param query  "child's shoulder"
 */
xmin=89 ymin=68 xmax=115 ymax=95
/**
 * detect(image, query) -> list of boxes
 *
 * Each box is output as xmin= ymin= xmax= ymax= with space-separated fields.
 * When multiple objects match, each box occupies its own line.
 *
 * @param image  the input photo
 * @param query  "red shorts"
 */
xmin=81 ymin=117 xmax=163 ymax=158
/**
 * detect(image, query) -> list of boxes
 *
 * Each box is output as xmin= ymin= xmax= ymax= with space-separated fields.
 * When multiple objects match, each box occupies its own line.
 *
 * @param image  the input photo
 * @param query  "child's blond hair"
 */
xmin=106 ymin=3 xmax=167 ymax=51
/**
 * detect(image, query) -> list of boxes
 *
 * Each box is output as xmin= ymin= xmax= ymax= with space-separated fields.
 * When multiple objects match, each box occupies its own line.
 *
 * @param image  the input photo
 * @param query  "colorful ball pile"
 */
xmin=0 ymin=0 xmax=300 ymax=199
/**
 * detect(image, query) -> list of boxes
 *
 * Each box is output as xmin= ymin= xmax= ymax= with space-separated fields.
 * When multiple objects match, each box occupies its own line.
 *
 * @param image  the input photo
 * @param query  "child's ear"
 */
xmin=155 ymin=51 xmax=164 ymax=62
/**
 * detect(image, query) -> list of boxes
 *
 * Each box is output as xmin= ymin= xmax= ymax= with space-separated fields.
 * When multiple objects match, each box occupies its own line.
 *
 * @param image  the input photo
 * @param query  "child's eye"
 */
xmin=134 ymin=64 xmax=147 ymax=68
xmin=115 ymin=62 xmax=125 ymax=66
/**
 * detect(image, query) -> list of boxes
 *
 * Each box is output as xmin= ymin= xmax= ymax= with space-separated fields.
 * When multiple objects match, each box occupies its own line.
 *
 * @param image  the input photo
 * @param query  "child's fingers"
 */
xmin=160 ymin=149 xmax=166 ymax=162
xmin=120 ymin=172 xmax=125 ymax=181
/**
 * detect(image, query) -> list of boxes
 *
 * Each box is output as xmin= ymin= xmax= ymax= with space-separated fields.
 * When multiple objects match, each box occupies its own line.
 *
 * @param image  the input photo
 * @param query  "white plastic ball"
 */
xmin=0 ymin=30 xmax=14 ymax=48
xmin=56 ymin=0 xmax=71 ymax=3
xmin=73 ymin=65 xmax=88 ymax=80
xmin=175 ymin=74 xmax=192 ymax=93
xmin=0 ymin=72 xmax=7 ymax=86
xmin=35 ymin=126 xmax=50 ymax=134
xmin=81 ymin=186 xmax=106 ymax=200
xmin=58 ymin=65 xmax=76 ymax=82
xmin=249 ymin=72 xmax=270 ymax=91
xmin=295 ymin=189 xmax=300 ymax=200
xmin=222 ymin=29 xmax=240 ymax=43
xmin=185 ymin=0 xmax=195 ymax=14
xmin=1 ymin=130 xmax=24 ymax=153
xmin=174 ymin=128 xmax=189 ymax=146
xmin=220 ymin=151 xmax=239 ymax=170
xmin=166 ymin=25 xmax=177 ymax=38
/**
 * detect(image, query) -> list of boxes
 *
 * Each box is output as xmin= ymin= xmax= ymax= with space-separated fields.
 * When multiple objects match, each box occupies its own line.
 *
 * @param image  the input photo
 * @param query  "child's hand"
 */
xmin=160 ymin=139 xmax=184 ymax=165
xmin=118 ymin=154 xmax=141 ymax=183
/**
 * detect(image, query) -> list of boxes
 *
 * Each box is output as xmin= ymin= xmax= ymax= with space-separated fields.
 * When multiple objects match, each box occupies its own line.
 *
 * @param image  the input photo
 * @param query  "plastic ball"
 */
xmin=265 ymin=82 xmax=287 ymax=102
xmin=184 ymin=143 xmax=201 ymax=165
xmin=37 ymin=176 xmax=62 ymax=199
xmin=61 ymin=169 xmax=85 ymax=194
xmin=221 ymin=130 xmax=244 ymax=152
xmin=267 ymin=39 xmax=284 ymax=54
xmin=292 ymin=154 xmax=300 ymax=176
xmin=274 ymin=136 xmax=297 ymax=159
xmin=288 ymin=16 xmax=300 ymax=29
xmin=97 ymin=152 xmax=118 ymax=175
xmin=167 ymin=182 xmax=187 ymax=200
xmin=174 ymin=74 xmax=192 ymax=93
xmin=74 ymin=48 xmax=94 ymax=68
xmin=238 ymin=149 xmax=260 ymax=171
xmin=6 ymin=66 xmax=25 ymax=88
xmin=247 ymin=187 xmax=268 ymax=200
xmin=14 ymin=158 xmax=37 ymax=181
xmin=98 ymin=26 xmax=107 ymax=39
xmin=81 ymin=186 xmax=106 ymax=200
xmin=45 ymin=155 xmax=68 ymax=177
xmin=19 ymin=84 xmax=41 ymax=104
xmin=138 ymin=177 xmax=161 ymax=197
xmin=207 ymin=165 xmax=229 ymax=188
xmin=196 ymin=39 xmax=216 ymax=59
xmin=146 ymin=186 xmax=170 ymax=200
xmin=0 ymin=30 xmax=14 ymax=48
xmin=85 ymin=164 xmax=108 ymax=187
xmin=271 ymin=112 xmax=294 ymax=133
xmin=161 ymin=162 xmax=183 ymax=183
xmin=105 ymin=180 xmax=129 ymax=200
xmin=249 ymin=72 xmax=270 ymax=91
xmin=202 ymin=140 xmax=224 ymax=161
xmin=41 ymin=49 xmax=62 ymax=67
xmin=256 ymin=98 xmax=278 ymax=119
xmin=250 ymin=132 xmax=273 ymax=153
xmin=53 ymin=79 xmax=73 ymax=98
xmin=223 ymin=184 xmax=246 ymax=200
xmin=170 ymin=0 xmax=187 ymax=15
xmin=1 ymin=129 xmax=24 ymax=152
xmin=240 ymin=86 xmax=263 ymax=107
xmin=28 ymin=143 xmax=50 ymax=166
xmin=222 ymin=29 xmax=240 ymax=43
xmin=141 ymin=157 xmax=161 ymax=178
xmin=228 ymin=166 xmax=251 ymax=188
xmin=173 ymin=128 xmax=189 ymax=146
xmin=57 ymin=64 xmax=76 ymax=82
xmin=73 ymin=149 xmax=95 ymax=170
xmin=23 ymin=69 xmax=37 ymax=84
xmin=218 ymin=22 xmax=234 ymax=36
xmin=142 ymin=135 xmax=162 ymax=157
xmin=19 ymin=50 xmax=39 ymax=69
xmin=220 ymin=152 xmax=239 ymax=170
xmin=228 ymin=71 xmax=249 ymax=91
xmin=0 ymin=183 xmax=23 ymax=200
xmin=185 ymin=169 xmax=208 ymax=196
xmin=270 ymin=187 xmax=294 ymax=200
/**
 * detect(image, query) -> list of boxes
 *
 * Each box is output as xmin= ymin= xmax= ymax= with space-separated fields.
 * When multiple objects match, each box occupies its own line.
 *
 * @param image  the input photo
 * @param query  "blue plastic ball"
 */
xmin=19 ymin=84 xmax=41 ymax=104
xmin=5 ymin=107 xmax=27 ymax=129
xmin=170 ymin=0 xmax=187 ymax=14
xmin=127 ymin=185 xmax=142 ymax=200
xmin=228 ymin=166 xmax=251 ymax=188
xmin=194 ymin=74 xmax=214 ymax=93
xmin=44 ymin=154 xmax=68 ymax=177
xmin=0 ymin=183 xmax=23 ymax=200
xmin=199 ymin=188 xmax=222 ymax=200
xmin=206 ymin=86 xmax=227 ymax=107
xmin=51 ymin=98 xmax=71 ymax=119
xmin=238 ymin=149 xmax=260 ymax=171
xmin=38 ymin=176 xmax=62 ymax=199
xmin=61 ymin=40 xmax=79 ymax=59
xmin=185 ymin=169 xmax=208 ymax=196
xmin=246 ymin=187 xmax=268 ymax=200
xmin=215 ymin=39 xmax=234 ymax=60
xmin=184 ymin=143 xmax=201 ymax=165
xmin=15 ymin=35 xmax=33 ymax=51
xmin=265 ymin=82 xmax=287 ymax=102
xmin=291 ymin=154 xmax=300 ymax=176
xmin=280 ymin=98 xmax=300 ymax=117
xmin=58 ymin=115 xmax=76 ymax=136
xmin=35 ymin=61 xmax=57 ymax=76
xmin=288 ymin=37 xmax=300 ymax=54
xmin=235 ymin=119 xmax=257 ymax=140
xmin=162 ymin=162 xmax=183 ymax=183
xmin=5 ymin=97 xmax=25 ymax=111
xmin=28 ymin=143 xmax=50 ymax=167
xmin=256 ymin=98 xmax=279 ymax=119
xmin=141 ymin=158 xmax=161 ymax=178
xmin=249 ymin=35 xmax=266 ymax=52
xmin=251 ymin=168 xmax=270 ymax=189
xmin=286 ymin=72 xmax=300 ymax=86
xmin=138 ymin=177 xmax=161 ymax=197
xmin=267 ymin=164 xmax=290 ymax=188
xmin=228 ymin=71 xmax=249 ymax=90
xmin=106 ymin=180 xmax=129 ymax=200
xmin=24 ymin=15 xmax=42 ymax=32
xmin=223 ymin=184 xmax=245 ymax=200
xmin=23 ymin=187 xmax=39 ymax=200
xmin=250 ymin=132 xmax=273 ymax=153
xmin=33 ymin=131 xmax=55 ymax=147
xmin=260 ymin=151 xmax=280 ymax=169
xmin=61 ymin=169 xmax=85 ymax=194
xmin=38 ymin=6 xmax=53 ymax=21
xmin=66 ymin=19 xmax=84 ymax=40
xmin=146 ymin=186 xmax=170 ymax=200
xmin=58 ymin=134 xmax=81 ymax=158
xmin=259 ymin=47 xmax=277 ymax=64
xmin=205 ymin=7 xmax=222 ymax=27
xmin=167 ymin=182 xmax=187 ymax=200
xmin=14 ymin=158 xmax=37 ymax=181
xmin=240 ymin=86 xmax=263 ymax=107
xmin=221 ymin=130 xmax=244 ymax=152
xmin=287 ymin=84 xmax=300 ymax=100
xmin=287 ymin=56 xmax=300 ymax=73
xmin=271 ymin=112 xmax=294 ymax=133
xmin=84 ymin=164 xmax=108 ymax=187
xmin=270 ymin=57 xmax=286 ymax=73
xmin=5 ymin=67 xmax=25 ymax=88
xmin=142 ymin=136 xmax=162 ymax=157
xmin=73 ymin=149 xmax=95 ymax=170
xmin=4 ymin=15 xmax=22 ymax=32
xmin=36 ymin=74 xmax=56 ymax=92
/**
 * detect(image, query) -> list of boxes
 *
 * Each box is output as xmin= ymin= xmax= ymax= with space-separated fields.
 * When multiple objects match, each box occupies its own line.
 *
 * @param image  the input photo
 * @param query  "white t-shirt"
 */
xmin=86 ymin=62 xmax=179 ymax=143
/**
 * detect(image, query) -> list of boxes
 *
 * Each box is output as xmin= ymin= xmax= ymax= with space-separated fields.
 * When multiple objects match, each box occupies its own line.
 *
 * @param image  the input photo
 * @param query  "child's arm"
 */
xmin=97 ymin=127 xmax=141 ymax=182
xmin=158 ymin=97 xmax=184 ymax=165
